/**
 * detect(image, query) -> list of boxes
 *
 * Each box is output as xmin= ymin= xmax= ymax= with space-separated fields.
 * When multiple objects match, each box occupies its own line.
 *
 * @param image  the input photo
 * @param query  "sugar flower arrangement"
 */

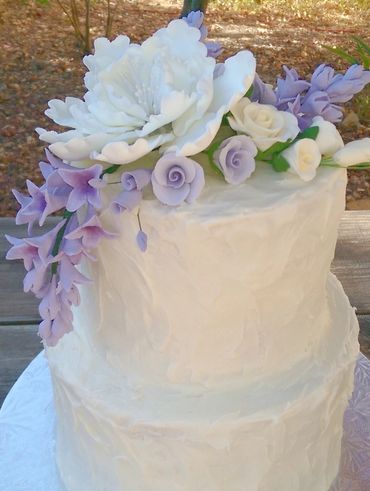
xmin=7 ymin=12 xmax=370 ymax=346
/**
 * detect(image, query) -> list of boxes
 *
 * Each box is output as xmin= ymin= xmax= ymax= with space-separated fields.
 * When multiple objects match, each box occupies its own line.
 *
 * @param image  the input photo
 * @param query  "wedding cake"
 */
xmin=6 ymin=12 xmax=370 ymax=491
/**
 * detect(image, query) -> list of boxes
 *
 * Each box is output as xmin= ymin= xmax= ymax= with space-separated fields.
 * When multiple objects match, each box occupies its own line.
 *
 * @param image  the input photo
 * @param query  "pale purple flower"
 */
xmin=111 ymin=190 xmax=142 ymax=213
xmin=309 ymin=63 xmax=370 ymax=104
xmin=13 ymin=181 xmax=47 ymax=232
xmin=59 ymin=164 xmax=105 ymax=212
xmin=276 ymin=66 xmax=310 ymax=109
xmin=136 ymin=230 xmax=148 ymax=252
xmin=327 ymin=64 xmax=370 ymax=103
xmin=251 ymin=74 xmax=277 ymax=105
xmin=6 ymin=220 xmax=65 ymax=271
xmin=38 ymin=276 xmax=60 ymax=321
xmin=58 ymin=256 xmax=90 ymax=292
xmin=182 ymin=10 xmax=222 ymax=58
xmin=310 ymin=64 xmax=337 ymax=92
xmin=151 ymin=154 xmax=205 ymax=206
xmin=121 ymin=169 xmax=152 ymax=191
xmin=112 ymin=169 xmax=151 ymax=213
xmin=286 ymin=95 xmax=312 ymax=130
xmin=182 ymin=10 xmax=207 ymax=41
xmin=39 ymin=307 xmax=73 ymax=347
xmin=205 ymin=41 xmax=223 ymax=59
xmin=65 ymin=214 xmax=116 ymax=249
xmin=301 ymin=90 xmax=343 ymax=123
xmin=213 ymin=135 xmax=257 ymax=185
xmin=23 ymin=259 xmax=51 ymax=297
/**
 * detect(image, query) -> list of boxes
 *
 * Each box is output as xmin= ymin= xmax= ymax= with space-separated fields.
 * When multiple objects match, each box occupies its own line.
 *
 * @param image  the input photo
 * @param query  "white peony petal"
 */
xmin=163 ymin=108 xmax=225 ymax=156
xmin=37 ymin=128 xmax=83 ymax=144
xmin=83 ymin=35 xmax=131 ymax=90
xmin=139 ymin=90 xmax=197 ymax=138
xmin=333 ymin=138 xmax=370 ymax=167
xmin=45 ymin=97 xmax=85 ymax=128
xmin=172 ymin=71 xmax=215 ymax=137
xmin=49 ymin=133 xmax=113 ymax=161
xmin=93 ymin=133 xmax=174 ymax=165
xmin=208 ymin=50 xmax=256 ymax=114
xmin=146 ymin=19 xmax=206 ymax=59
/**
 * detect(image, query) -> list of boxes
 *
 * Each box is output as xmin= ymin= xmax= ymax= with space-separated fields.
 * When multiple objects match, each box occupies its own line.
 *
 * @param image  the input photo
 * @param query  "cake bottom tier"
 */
xmin=48 ymin=275 xmax=359 ymax=491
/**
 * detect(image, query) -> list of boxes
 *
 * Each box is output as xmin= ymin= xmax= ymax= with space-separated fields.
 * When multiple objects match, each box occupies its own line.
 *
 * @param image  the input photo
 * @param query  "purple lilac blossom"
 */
xmin=59 ymin=164 xmax=106 ymax=212
xmin=12 ymin=181 xmax=46 ymax=233
xmin=58 ymin=256 xmax=90 ymax=293
xmin=65 ymin=214 xmax=116 ymax=249
xmin=301 ymin=90 xmax=343 ymax=123
xmin=205 ymin=41 xmax=223 ymax=59
xmin=182 ymin=10 xmax=207 ymax=41
xmin=151 ymin=154 xmax=205 ymax=206
xmin=275 ymin=66 xmax=310 ymax=109
xmin=6 ymin=220 xmax=65 ymax=273
xmin=182 ymin=10 xmax=222 ymax=58
xmin=213 ymin=136 xmax=257 ymax=185
xmin=251 ymin=74 xmax=277 ymax=105
xmin=286 ymin=95 xmax=312 ymax=130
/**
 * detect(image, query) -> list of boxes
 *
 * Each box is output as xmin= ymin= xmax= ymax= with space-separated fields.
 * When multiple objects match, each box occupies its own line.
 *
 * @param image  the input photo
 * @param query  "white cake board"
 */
xmin=1 ymin=352 xmax=369 ymax=491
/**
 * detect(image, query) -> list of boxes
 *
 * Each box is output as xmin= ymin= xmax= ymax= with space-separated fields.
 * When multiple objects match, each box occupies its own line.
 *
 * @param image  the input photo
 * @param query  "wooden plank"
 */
xmin=333 ymin=211 xmax=370 ymax=315
xmin=0 ymin=217 xmax=58 ymax=324
xmin=0 ymin=325 xmax=43 ymax=407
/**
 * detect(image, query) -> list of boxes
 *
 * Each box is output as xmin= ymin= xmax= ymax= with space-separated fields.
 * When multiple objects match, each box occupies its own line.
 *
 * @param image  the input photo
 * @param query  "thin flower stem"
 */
xmin=137 ymin=209 xmax=143 ymax=231
xmin=101 ymin=164 xmax=120 ymax=176
xmin=51 ymin=210 xmax=74 ymax=275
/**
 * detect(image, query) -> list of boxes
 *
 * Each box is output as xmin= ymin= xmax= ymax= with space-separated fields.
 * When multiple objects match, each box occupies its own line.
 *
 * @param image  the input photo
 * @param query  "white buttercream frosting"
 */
xmin=46 ymin=165 xmax=359 ymax=491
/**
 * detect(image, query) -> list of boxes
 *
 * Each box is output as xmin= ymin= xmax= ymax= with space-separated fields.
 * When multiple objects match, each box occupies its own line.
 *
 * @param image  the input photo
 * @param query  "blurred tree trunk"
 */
xmin=181 ymin=0 xmax=209 ymax=17
xmin=84 ymin=0 xmax=91 ymax=54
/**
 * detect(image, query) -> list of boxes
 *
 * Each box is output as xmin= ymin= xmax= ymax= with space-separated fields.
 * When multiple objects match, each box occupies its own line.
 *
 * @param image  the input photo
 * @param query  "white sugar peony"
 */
xmin=311 ymin=116 xmax=344 ymax=156
xmin=333 ymin=138 xmax=370 ymax=167
xmin=228 ymin=99 xmax=300 ymax=151
xmin=282 ymin=138 xmax=321 ymax=182
xmin=37 ymin=20 xmax=256 ymax=165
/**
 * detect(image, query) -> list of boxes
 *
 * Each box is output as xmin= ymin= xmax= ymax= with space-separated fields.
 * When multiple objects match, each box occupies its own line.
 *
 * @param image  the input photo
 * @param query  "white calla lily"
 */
xmin=37 ymin=20 xmax=256 ymax=165
xmin=333 ymin=138 xmax=370 ymax=167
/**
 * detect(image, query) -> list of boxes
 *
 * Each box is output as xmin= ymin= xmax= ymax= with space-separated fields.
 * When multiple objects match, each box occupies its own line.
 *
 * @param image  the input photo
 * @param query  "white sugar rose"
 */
xmin=228 ymin=99 xmax=300 ymax=151
xmin=37 ymin=20 xmax=256 ymax=165
xmin=311 ymin=116 xmax=344 ymax=156
xmin=282 ymin=138 xmax=321 ymax=182
xmin=333 ymin=138 xmax=370 ymax=167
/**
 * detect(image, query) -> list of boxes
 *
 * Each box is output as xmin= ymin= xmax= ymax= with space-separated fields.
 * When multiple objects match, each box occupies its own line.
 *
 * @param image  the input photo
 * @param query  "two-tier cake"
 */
xmin=6 ymin=12 xmax=370 ymax=491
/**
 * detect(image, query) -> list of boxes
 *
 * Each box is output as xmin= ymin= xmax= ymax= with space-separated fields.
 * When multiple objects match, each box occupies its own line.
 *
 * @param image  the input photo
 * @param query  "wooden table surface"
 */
xmin=1 ymin=212 xmax=370 ymax=407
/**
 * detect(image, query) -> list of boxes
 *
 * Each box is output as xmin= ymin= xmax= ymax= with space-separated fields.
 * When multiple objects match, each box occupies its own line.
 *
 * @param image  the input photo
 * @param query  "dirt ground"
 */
xmin=0 ymin=0 xmax=369 ymax=215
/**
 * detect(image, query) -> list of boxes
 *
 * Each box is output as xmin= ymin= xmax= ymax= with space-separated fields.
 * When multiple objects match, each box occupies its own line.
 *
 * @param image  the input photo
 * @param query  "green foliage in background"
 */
xmin=323 ymin=36 xmax=370 ymax=70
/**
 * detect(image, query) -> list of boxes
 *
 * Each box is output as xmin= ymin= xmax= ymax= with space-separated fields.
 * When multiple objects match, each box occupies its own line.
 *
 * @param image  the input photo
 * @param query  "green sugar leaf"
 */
xmin=256 ymin=140 xmax=293 ymax=161
xmin=296 ymin=126 xmax=319 ymax=141
xmin=271 ymin=154 xmax=290 ymax=173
